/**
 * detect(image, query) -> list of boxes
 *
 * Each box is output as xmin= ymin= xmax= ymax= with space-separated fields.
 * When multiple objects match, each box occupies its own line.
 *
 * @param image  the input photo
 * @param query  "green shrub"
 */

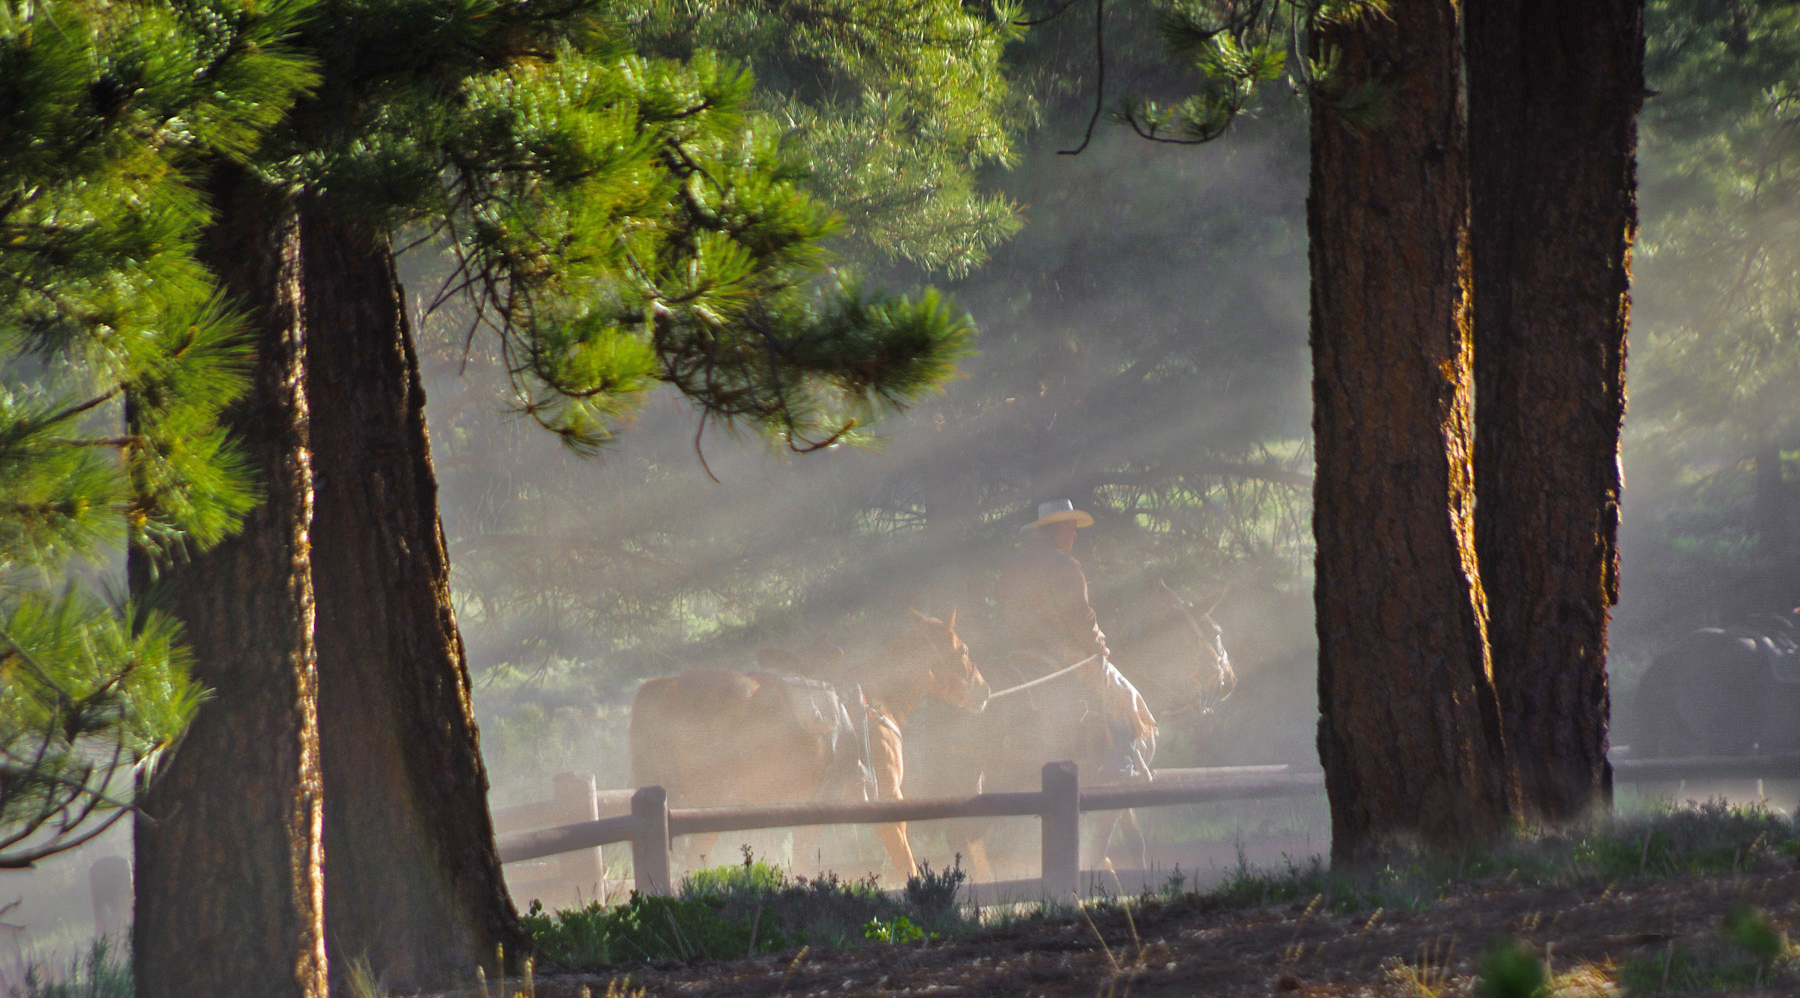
xmin=1473 ymin=938 xmax=1548 ymax=998
xmin=862 ymin=914 xmax=930 ymax=945
xmin=902 ymin=858 xmax=966 ymax=922
xmin=679 ymin=850 xmax=787 ymax=899
xmin=525 ymin=851 xmax=973 ymax=968
xmin=522 ymin=891 xmax=792 ymax=966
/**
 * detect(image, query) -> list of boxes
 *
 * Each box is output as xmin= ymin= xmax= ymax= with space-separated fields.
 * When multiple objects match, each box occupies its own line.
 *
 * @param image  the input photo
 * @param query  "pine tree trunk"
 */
xmin=133 ymin=170 xmax=327 ymax=998
xmin=1309 ymin=0 xmax=1516 ymax=862
xmin=300 ymin=206 xmax=528 ymax=991
xmin=1467 ymin=0 xmax=1642 ymax=825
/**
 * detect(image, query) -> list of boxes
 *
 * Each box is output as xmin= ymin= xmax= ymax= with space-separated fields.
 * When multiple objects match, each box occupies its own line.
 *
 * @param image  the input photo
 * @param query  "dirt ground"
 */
xmin=498 ymin=868 xmax=1800 ymax=998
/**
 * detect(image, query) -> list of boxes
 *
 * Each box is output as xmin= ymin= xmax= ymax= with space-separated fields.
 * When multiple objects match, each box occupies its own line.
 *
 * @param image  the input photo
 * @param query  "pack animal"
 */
xmin=1116 ymin=582 xmax=1235 ymax=722
xmin=1630 ymin=611 xmax=1800 ymax=758
xmin=629 ymin=610 xmax=989 ymax=880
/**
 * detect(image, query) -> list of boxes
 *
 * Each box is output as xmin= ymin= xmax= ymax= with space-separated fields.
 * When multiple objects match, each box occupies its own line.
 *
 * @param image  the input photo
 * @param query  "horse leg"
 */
xmin=870 ymin=723 xmax=917 ymax=882
xmin=1111 ymin=808 xmax=1148 ymax=870
xmin=962 ymin=830 xmax=996 ymax=882
xmin=1080 ymin=811 xmax=1120 ymax=872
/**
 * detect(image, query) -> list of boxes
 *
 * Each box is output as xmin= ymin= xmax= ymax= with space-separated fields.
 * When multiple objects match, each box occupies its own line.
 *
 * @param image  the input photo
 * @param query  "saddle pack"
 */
xmin=767 ymin=673 xmax=846 ymax=736
xmin=756 ymin=672 xmax=879 ymax=801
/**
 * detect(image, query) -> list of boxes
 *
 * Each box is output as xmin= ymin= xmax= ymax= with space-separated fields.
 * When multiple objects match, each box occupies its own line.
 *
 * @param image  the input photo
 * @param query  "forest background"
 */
xmin=5 ymin=0 xmax=1798 ymax=957
xmin=437 ymin=0 xmax=1800 ymax=795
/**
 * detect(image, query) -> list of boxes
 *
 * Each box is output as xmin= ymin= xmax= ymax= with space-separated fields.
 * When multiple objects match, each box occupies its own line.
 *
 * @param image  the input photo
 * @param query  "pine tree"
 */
xmin=130 ymin=1 xmax=986 ymax=992
xmin=0 ymin=0 xmax=314 ymax=869
xmin=1129 ymin=0 xmax=1647 ymax=850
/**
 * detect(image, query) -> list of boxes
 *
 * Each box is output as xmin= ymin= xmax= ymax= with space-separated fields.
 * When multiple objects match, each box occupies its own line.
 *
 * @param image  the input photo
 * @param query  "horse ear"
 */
xmin=910 ymin=607 xmax=930 ymax=625
xmin=946 ymin=608 xmax=957 ymax=631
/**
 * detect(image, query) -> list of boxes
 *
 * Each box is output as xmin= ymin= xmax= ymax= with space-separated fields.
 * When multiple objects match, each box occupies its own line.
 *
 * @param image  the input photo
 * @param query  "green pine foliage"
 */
xmin=1117 ymin=0 xmax=1390 ymax=144
xmin=234 ymin=0 xmax=983 ymax=451
xmin=432 ymin=46 xmax=980 ymax=451
xmin=627 ymin=0 xmax=1028 ymax=277
xmin=0 ymin=0 xmax=315 ymax=866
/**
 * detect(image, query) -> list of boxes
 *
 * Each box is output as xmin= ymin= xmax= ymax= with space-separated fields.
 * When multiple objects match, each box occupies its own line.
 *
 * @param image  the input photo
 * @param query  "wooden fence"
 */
xmin=495 ymin=753 xmax=1800 ymax=905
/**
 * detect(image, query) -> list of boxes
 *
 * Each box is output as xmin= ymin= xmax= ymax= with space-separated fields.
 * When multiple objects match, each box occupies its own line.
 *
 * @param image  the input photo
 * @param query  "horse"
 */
xmin=629 ymin=609 xmax=989 ymax=881
xmin=904 ymin=586 xmax=1233 ymax=881
xmin=1629 ymin=610 xmax=1800 ymax=758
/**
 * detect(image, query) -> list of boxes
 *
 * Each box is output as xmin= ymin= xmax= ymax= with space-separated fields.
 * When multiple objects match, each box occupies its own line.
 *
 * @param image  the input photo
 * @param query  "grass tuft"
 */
xmin=9 ymin=938 xmax=132 ymax=998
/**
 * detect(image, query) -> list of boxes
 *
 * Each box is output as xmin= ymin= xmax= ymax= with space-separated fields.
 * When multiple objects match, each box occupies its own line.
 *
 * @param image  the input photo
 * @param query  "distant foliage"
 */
xmin=1621 ymin=0 xmax=1800 ymax=635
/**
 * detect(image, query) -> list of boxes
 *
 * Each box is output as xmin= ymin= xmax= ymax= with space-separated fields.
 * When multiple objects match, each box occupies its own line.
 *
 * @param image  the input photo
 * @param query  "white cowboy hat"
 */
xmin=1021 ymin=498 xmax=1095 ymax=532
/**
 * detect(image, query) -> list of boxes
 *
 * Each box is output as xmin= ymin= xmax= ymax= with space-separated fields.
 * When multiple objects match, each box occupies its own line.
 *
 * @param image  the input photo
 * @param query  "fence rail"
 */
xmin=496 ymin=753 xmax=1800 ymax=903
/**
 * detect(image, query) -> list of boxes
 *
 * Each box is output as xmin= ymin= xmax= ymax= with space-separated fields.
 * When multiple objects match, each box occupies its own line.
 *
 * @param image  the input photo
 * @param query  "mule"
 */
xmin=1629 ymin=611 xmax=1800 ymax=758
xmin=1118 ymin=582 xmax=1236 ymax=722
xmin=629 ymin=609 xmax=989 ymax=881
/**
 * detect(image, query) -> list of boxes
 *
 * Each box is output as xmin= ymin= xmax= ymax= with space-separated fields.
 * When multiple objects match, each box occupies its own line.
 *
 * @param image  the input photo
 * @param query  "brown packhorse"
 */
xmin=629 ymin=610 xmax=989 ymax=880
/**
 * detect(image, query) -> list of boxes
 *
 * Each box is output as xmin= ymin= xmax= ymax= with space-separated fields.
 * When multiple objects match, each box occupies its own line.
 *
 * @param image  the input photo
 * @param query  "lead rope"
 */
xmin=855 ymin=683 xmax=878 ymax=801
xmin=985 ymin=652 xmax=1103 ymax=701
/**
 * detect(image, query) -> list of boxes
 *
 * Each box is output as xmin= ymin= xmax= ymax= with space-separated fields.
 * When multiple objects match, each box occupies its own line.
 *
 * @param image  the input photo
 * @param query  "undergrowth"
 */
xmin=1182 ymin=797 xmax=1800 ymax=919
xmin=522 ymin=847 xmax=970 ymax=968
xmin=6 ymin=939 xmax=131 ymax=998
xmin=1614 ymin=902 xmax=1799 ymax=994
xmin=522 ymin=798 xmax=1800 ymax=974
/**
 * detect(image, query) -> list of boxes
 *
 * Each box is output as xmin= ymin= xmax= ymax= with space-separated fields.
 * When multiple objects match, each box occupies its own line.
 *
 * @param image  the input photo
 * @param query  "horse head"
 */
xmin=1160 ymin=580 xmax=1237 ymax=714
xmin=909 ymin=607 xmax=990 ymax=713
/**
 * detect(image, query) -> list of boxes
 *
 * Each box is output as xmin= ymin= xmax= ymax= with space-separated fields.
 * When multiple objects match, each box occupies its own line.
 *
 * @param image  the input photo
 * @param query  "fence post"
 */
xmin=551 ymin=772 xmax=605 ymax=902
xmin=1041 ymin=760 xmax=1080 ymax=902
xmin=631 ymin=785 xmax=671 ymax=897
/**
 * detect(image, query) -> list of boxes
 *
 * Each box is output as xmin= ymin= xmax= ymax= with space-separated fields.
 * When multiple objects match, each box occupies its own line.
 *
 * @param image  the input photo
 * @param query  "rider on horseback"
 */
xmin=998 ymin=499 xmax=1157 ymax=782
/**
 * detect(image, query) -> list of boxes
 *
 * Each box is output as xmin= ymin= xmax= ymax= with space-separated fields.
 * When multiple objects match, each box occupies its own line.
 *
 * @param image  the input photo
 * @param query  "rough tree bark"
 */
xmin=132 ymin=171 xmax=327 ymax=998
xmin=300 ymin=205 xmax=528 ymax=991
xmin=1467 ymin=0 xmax=1642 ymax=825
xmin=1309 ymin=0 xmax=1517 ymax=862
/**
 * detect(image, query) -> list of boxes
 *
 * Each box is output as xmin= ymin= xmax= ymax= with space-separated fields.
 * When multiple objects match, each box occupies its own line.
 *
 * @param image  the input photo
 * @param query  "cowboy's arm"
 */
xmin=1051 ymin=556 xmax=1112 ymax=663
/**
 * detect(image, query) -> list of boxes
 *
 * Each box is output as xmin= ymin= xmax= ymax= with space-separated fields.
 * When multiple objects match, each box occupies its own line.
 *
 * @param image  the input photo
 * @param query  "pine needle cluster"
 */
xmin=627 ymin=0 xmax=1028 ymax=277
xmin=0 ymin=0 xmax=315 ymax=866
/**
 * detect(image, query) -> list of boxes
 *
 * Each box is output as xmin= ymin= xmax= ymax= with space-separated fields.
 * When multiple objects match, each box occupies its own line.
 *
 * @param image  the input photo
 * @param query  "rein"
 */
xmin=985 ymin=652 xmax=1102 ymax=701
